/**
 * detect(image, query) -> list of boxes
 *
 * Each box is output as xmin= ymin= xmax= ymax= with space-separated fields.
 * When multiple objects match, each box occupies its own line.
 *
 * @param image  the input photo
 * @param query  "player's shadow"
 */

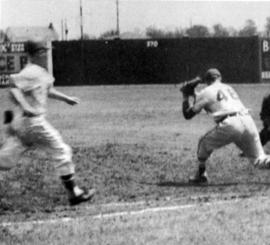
xmin=152 ymin=181 xmax=270 ymax=187
xmin=155 ymin=181 xmax=236 ymax=187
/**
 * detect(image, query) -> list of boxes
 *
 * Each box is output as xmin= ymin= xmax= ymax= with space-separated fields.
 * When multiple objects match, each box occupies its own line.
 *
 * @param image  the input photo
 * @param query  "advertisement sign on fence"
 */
xmin=0 ymin=42 xmax=52 ymax=87
xmin=0 ymin=42 xmax=27 ymax=86
xmin=261 ymin=39 xmax=270 ymax=81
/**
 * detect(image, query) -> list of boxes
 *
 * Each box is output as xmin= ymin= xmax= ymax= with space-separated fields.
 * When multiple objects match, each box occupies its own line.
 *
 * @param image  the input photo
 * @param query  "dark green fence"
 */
xmin=52 ymin=36 xmax=260 ymax=86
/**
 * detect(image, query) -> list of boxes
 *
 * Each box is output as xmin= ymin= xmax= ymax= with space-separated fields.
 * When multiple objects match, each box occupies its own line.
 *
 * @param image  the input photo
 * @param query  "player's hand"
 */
xmin=23 ymin=107 xmax=44 ymax=117
xmin=66 ymin=96 xmax=80 ymax=105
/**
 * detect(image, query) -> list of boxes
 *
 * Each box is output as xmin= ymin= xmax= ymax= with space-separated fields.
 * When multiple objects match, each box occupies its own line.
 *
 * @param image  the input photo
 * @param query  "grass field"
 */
xmin=1 ymin=84 xmax=270 ymax=244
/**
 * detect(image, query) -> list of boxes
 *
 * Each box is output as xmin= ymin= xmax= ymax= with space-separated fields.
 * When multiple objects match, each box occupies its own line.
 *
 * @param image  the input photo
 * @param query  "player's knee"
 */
xmin=197 ymin=148 xmax=210 ymax=161
xmin=197 ymin=156 xmax=208 ymax=162
xmin=197 ymin=143 xmax=211 ymax=161
xmin=56 ymin=161 xmax=75 ymax=176
xmin=62 ymin=144 xmax=72 ymax=162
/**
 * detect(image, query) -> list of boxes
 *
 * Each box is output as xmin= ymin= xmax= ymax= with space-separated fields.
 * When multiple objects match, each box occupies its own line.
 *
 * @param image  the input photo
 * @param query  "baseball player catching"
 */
xmin=0 ymin=41 xmax=95 ymax=205
xmin=180 ymin=68 xmax=270 ymax=184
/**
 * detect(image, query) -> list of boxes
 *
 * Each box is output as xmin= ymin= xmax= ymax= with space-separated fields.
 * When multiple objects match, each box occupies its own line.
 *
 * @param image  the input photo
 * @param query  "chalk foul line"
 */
xmin=0 ymin=196 xmax=253 ymax=228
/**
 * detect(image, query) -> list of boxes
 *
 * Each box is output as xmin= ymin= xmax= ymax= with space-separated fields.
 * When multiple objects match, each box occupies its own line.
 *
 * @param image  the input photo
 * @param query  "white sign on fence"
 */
xmin=0 ymin=42 xmax=52 ymax=87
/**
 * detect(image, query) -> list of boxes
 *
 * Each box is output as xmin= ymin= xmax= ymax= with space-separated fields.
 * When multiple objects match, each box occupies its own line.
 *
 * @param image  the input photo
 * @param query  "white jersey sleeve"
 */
xmin=10 ymin=64 xmax=54 ymax=92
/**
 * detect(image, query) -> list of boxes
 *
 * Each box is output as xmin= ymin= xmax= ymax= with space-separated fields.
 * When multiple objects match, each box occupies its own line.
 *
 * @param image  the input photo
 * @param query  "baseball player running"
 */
xmin=181 ymin=68 xmax=270 ymax=184
xmin=0 ymin=41 xmax=95 ymax=205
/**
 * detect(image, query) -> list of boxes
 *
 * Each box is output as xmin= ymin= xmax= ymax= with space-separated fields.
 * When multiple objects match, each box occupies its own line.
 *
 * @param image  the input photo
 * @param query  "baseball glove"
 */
xmin=180 ymin=76 xmax=202 ymax=96
xmin=3 ymin=110 xmax=13 ymax=124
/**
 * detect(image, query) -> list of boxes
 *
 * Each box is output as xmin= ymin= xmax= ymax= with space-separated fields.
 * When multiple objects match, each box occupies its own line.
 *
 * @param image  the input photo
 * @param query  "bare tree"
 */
xmin=265 ymin=17 xmax=270 ymax=37
xmin=146 ymin=26 xmax=166 ymax=38
xmin=185 ymin=25 xmax=210 ymax=38
xmin=212 ymin=24 xmax=229 ymax=37
xmin=0 ymin=30 xmax=7 ymax=42
xmin=146 ymin=26 xmax=185 ymax=39
xmin=99 ymin=30 xmax=118 ymax=39
xmin=227 ymin=27 xmax=238 ymax=37
xmin=238 ymin=19 xmax=258 ymax=37
xmin=173 ymin=28 xmax=186 ymax=38
xmin=82 ymin=34 xmax=91 ymax=40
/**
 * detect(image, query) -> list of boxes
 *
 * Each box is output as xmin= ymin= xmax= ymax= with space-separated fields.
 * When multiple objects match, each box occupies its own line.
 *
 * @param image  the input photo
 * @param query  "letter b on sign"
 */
xmin=263 ymin=40 xmax=270 ymax=53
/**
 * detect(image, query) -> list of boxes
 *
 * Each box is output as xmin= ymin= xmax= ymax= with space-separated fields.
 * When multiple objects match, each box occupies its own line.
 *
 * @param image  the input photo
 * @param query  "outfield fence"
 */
xmin=52 ymin=36 xmax=268 ymax=86
xmin=1 ymin=37 xmax=270 ymax=87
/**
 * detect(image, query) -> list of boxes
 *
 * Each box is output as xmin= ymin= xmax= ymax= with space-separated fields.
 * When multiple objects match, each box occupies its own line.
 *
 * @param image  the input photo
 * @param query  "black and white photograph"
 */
xmin=1 ymin=0 xmax=270 ymax=244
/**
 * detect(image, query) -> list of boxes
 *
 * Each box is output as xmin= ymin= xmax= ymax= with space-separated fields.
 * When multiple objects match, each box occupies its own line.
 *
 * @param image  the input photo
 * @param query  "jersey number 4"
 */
xmin=217 ymin=88 xmax=238 ymax=101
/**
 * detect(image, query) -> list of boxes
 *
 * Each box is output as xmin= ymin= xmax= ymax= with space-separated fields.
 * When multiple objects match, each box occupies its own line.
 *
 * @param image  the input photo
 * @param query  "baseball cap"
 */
xmin=204 ymin=68 xmax=221 ymax=82
xmin=24 ymin=41 xmax=48 ymax=56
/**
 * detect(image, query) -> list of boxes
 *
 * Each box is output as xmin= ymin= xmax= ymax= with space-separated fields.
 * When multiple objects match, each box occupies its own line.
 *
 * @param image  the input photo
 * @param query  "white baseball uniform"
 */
xmin=0 ymin=63 xmax=75 ymax=176
xmin=193 ymin=80 xmax=270 ymax=167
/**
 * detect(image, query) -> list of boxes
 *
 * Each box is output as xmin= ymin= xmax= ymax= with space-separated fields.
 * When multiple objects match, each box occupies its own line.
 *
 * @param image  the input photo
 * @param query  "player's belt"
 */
xmin=216 ymin=112 xmax=243 ymax=123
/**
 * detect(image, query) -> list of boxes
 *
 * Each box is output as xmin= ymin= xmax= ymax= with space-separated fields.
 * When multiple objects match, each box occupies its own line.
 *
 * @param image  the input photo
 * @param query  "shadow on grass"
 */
xmin=141 ymin=181 xmax=270 ymax=188
xmin=156 ymin=181 xmax=238 ymax=187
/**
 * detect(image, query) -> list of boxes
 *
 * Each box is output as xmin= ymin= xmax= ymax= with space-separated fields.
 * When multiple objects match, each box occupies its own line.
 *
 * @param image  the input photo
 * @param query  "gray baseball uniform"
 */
xmin=193 ymin=79 xmax=270 ymax=167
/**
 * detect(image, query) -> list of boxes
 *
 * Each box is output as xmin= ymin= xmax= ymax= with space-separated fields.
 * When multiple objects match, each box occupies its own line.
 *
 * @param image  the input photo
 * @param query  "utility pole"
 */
xmin=116 ymin=0 xmax=120 ymax=37
xmin=65 ymin=19 xmax=69 ymax=40
xmin=79 ymin=0 xmax=85 ymax=83
xmin=61 ymin=19 xmax=64 ymax=40
xmin=80 ymin=0 xmax=83 ymax=40
xmin=189 ymin=18 xmax=193 ymax=28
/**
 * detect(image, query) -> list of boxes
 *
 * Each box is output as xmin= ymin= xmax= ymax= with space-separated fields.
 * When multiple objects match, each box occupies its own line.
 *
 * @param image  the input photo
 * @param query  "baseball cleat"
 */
xmin=69 ymin=188 xmax=96 ymax=206
xmin=188 ymin=172 xmax=208 ymax=184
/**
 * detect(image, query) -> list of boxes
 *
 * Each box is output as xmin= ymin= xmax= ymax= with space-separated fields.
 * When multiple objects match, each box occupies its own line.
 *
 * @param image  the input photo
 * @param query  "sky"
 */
xmin=1 ymin=0 xmax=270 ymax=39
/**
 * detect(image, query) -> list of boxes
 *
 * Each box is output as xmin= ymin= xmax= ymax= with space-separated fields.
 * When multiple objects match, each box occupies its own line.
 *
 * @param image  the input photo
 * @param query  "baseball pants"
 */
xmin=0 ymin=115 xmax=75 ymax=176
xmin=197 ymin=113 xmax=270 ymax=166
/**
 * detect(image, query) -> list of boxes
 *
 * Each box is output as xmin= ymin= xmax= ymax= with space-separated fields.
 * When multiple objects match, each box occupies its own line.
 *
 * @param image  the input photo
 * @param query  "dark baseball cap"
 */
xmin=204 ymin=68 xmax=221 ymax=82
xmin=24 ymin=41 xmax=48 ymax=56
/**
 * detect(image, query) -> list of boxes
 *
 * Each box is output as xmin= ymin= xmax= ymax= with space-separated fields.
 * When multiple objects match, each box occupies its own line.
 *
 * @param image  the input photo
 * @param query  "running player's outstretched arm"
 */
xmin=48 ymin=87 xmax=80 ymax=105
